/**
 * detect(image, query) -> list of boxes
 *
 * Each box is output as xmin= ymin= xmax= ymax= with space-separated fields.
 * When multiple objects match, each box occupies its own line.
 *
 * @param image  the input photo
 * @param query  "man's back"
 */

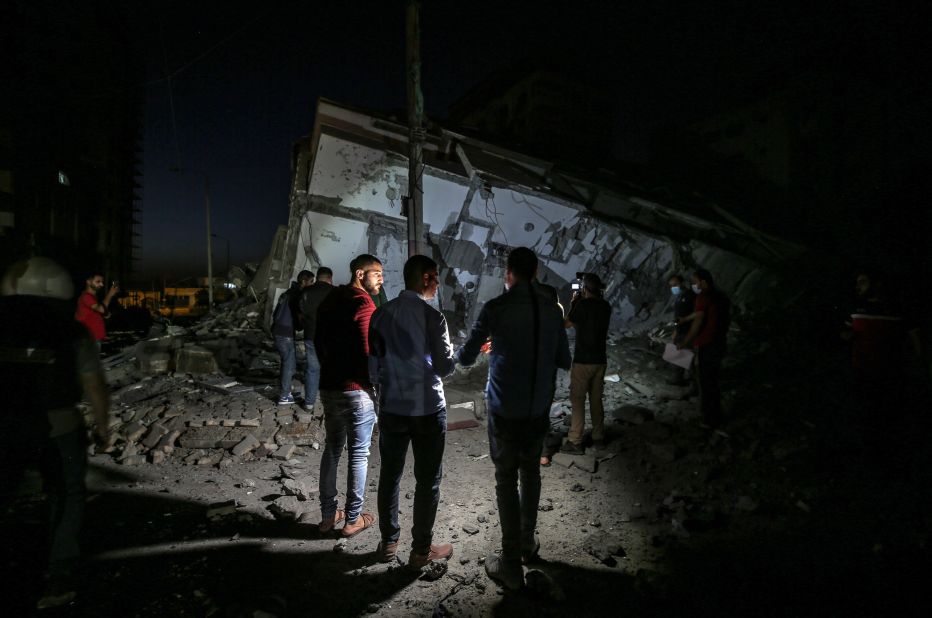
xmin=458 ymin=281 xmax=571 ymax=419
xmin=369 ymin=291 xmax=455 ymax=416
xmin=568 ymin=296 xmax=612 ymax=364
xmin=299 ymin=282 xmax=333 ymax=340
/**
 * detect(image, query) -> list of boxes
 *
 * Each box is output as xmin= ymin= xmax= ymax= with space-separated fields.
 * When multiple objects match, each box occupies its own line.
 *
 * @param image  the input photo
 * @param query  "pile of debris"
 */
xmin=87 ymin=298 xmax=327 ymax=468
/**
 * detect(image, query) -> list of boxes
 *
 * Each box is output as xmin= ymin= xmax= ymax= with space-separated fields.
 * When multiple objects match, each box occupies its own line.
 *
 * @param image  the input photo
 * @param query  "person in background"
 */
xmin=667 ymin=274 xmax=696 ymax=387
xmin=678 ymin=268 xmax=730 ymax=428
xmin=562 ymin=273 xmax=612 ymax=454
xmin=299 ymin=266 xmax=334 ymax=413
xmin=75 ymin=272 xmax=119 ymax=348
xmin=272 ymin=270 xmax=314 ymax=405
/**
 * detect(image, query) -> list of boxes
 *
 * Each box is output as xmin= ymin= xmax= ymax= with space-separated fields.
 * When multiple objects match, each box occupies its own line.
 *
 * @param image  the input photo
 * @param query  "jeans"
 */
xmin=697 ymin=343 xmax=724 ymax=427
xmin=568 ymin=363 xmax=606 ymax=445
xmin=377 ymin=411 xmax=446 ymax=553
xmin=275 ymin=335 xmax=296 ymax=397
xmin=488 ymin=413 xmax=549 ymax=561
xmin=318 ymin=389 xmax=377 ymax=523
xmin=303 ymin=340 xmax=321 ymax=406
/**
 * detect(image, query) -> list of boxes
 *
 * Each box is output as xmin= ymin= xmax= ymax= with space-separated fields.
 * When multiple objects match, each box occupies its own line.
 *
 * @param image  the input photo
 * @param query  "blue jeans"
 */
xmin=377 ymin=411 xmax=446 ymax=553
xmin=303 ymin=340 xmax=321 ymax=405
xmin=275 ymin=335 xmax=296 ymax=397
xmin=318 ymin=389 xmax=376 ymax=523
xmin=488 ymin=413 xmax=549 ymax=561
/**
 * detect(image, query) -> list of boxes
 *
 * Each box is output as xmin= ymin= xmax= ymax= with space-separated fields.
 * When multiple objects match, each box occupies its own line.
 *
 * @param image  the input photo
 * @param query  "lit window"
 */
xmin=58 ymin=171 xmax=70 ymax=186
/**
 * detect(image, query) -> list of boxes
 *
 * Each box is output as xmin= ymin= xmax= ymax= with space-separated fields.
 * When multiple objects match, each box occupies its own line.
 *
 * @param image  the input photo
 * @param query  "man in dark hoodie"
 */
xmin=314 ymin=254 xmax=382 ymax=538
xmin=272 ymin=270 xmax=313 ymax=405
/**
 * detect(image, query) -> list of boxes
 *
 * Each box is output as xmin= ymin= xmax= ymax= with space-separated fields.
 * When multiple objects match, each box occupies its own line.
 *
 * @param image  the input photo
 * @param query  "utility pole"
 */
xmin=203 ymin=174 xmax=214 ymax=310
xmin=405 ymin=0 xmax=425 ymax=257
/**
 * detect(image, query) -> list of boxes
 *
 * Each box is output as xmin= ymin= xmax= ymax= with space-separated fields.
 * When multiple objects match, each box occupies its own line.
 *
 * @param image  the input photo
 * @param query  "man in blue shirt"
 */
xmin=457 ymin=247 xmax=572 ymax=590
xmin=369 ymin=255 xmax=456 ymax=568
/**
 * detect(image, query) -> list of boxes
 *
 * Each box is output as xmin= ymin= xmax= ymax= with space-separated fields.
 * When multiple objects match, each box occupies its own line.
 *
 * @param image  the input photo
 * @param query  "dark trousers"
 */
xmin=0 ymin=428 xmax=87 ymax=575
xmin=488 ymin=413 xmax=549 ymax=561
xmin=377 ymin=411 xmax=446 ymax=554
xmin=696 ymin=344 xmax=724 ymax=427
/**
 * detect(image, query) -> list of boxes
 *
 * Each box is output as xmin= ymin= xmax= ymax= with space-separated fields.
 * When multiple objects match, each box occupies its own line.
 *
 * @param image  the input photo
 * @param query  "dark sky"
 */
xmin=135 ymin=1 xmax=899 ymax=281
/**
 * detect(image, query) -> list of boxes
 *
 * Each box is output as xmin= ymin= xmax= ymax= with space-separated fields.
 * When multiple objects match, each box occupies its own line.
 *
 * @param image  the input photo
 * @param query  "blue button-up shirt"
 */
xmin=369 ymin=290 xmax=456 ymax=416
xmin=456 ymin=281 xmax=571 ymax=419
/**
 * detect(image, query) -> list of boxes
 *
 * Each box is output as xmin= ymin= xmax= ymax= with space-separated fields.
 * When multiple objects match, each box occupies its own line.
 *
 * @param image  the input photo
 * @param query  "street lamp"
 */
xmin=170 ymin=166 xmax=214 ymax=311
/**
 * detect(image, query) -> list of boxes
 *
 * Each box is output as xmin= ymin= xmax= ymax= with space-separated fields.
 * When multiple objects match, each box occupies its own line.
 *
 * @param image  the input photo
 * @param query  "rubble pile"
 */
xmin=86 ymin=298 xmax=327 ymax=469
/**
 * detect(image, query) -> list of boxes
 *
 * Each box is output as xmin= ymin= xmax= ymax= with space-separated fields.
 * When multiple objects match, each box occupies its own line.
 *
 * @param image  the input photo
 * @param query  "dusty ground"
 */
xmin=4 ymin=312 xmax=930 ymax=616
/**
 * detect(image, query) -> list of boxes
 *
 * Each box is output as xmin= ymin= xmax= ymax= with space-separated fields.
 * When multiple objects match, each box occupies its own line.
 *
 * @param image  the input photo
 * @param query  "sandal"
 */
xmin=319 ymin=509 xmax=345 ymax=533
xmin=341 ymin=512 xmax=376 ymax=538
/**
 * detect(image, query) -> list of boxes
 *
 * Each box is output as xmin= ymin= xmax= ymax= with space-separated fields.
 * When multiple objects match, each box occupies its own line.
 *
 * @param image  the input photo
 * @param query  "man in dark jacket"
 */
xmin=667 ymin=274 xmax=696 ymax=386
xmin=457 ymin=247 xmax=572 ymax=590
xmin=314 ymin=254 xmax=382 ymax=538
xmin=369 ymin=255 xmax=456 ymax=568
xmin=299 ymin=266 xmax=333 ymax=412
xmin=562 ymin=273 xmax=612 ymax=454
xmin=272 ymin=270 xmax=313 ymax=404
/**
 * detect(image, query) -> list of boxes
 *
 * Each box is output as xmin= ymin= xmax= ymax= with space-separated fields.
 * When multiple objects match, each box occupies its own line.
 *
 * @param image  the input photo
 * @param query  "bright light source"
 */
xmin=57 ymin=171 xmax=70 ymax=186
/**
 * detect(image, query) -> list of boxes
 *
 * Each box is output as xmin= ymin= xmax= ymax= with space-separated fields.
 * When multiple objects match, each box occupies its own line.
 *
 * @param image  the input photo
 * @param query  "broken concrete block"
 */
xmin=141 ymin=423 xmax=169 ymax=449
xmin=139 ymin=352 xmax=171 ymax=374
xmin=174 ymin=346 xmax=219 ymax=374
xmin=180 ymin=426 xmax=230 ymax=449
xmin=295 ymin=412 xmax=314 ymax=424
xmin=273 ymin=444 xmax=296 ymax=460
xmin=267 ymin=496 xmax=303 ymax=521
xmin=122 ymin=421 xmax=147 ymax=442
xmin=462 ymin=523 xmax=479 ymax=535
xmin=447 ymin=402 xmax=480 ymax=430
xmin=122 ymin=455 xmax=146 ymax=466
xmin=238 ymin=418 xmax=261 ymax=427
xmin=582 ymin=531 xmax=625 ymax=566
xmin=118 ymin=442 xmax=138 ymax=461
xmin=231 ymin=434 xmax=261 ymax=457
xmin=150 ymin=450 xmax=166 ymax=465
xmin=156 ymin=430 xmax=181 ymax=453
xmin=551 ymin=452 xmax=598 ymax=473
xmin=197 ymin=452 xmax=224 ymax=466
xmin=275 ymin=422 xmax=318 ymax=446
xmin=613 ymin=405 xmax=654 ymax=425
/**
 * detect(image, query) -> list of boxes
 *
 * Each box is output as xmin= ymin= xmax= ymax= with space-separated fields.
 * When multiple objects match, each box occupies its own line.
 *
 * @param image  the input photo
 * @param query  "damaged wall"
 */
xmin=265 ymin=100 xmax=798 ymax=336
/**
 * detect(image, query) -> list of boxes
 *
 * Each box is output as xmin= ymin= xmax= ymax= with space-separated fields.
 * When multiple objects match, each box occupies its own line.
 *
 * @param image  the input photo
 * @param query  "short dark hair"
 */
xmin=403 ymin=254 xmax=438 ymax=290
xmin=316 ymin=266 xmax=333 ymax=279
xmin=350 ymin=254 xmax=381 ymax=276
xmin=668 ymin=274 xmax=683 ymax=284
xmin=582 ymin=273 xmax=604 ymax=294
xmin=297 ymin=270 xmax=314 ymax=284
xmin=507 ymin=247 xmax=538 ymax=282
xmin=693 ymin=268 xmax=715 ymax=287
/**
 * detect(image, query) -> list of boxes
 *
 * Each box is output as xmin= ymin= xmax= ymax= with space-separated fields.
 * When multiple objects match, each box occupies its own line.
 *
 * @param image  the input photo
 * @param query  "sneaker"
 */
xmin=377 ymin=540 xmax=399 ymax=563
xmin=302 ymin=402 xmax=314 ymax=413
xmin=561 ymin=440 xmax=585 ymax=455
xmin=277 ymin=394 xmax=295 ymax=405
xmin=484 ymin=553 xmax=524 ymax=590
xmin=408 ymin=543 xmax=453 ymax=570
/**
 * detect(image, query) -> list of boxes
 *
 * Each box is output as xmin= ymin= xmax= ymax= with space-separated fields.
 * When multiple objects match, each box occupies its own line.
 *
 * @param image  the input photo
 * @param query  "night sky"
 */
xmin=135 ymin=1 xmax=908 ymax=281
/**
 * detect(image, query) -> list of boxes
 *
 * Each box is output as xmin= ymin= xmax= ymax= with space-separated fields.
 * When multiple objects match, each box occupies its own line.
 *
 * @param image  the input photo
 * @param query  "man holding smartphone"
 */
xmin=75 ymin=273 xmax=119 ymax=348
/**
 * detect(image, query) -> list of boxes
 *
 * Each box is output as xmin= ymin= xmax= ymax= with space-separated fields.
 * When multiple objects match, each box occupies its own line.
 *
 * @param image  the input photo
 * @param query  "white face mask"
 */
xmin=670 ymin=286 xmax=681 ymax=296
xmin=691 ymin=284 xmax=701 ymax=294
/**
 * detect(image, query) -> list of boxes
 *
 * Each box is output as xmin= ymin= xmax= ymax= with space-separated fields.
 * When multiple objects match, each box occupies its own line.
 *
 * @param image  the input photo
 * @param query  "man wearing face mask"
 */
xmin=368 ymin=255 xmax=456 ymax=569
xmin=667 ymin=274 xmax=696 ymax=386
xmin=678 ymin=268 xmax=730 ymax=427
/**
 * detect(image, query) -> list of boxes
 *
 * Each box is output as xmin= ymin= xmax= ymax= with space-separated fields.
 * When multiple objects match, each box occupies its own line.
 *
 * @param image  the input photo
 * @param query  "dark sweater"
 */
xmin=314 ymin=285 xmax=376 ymax=391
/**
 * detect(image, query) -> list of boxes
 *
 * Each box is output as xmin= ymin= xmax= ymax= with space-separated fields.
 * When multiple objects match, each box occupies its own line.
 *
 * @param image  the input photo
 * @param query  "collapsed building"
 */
xmin=258 ymin=98 xmax=802 ymax=335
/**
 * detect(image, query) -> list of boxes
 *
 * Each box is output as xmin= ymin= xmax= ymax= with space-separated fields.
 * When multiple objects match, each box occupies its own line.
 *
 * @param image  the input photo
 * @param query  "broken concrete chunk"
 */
xmin=462 ymin=524 xmax=479 ymax=535
xmin=273 ymin=444 xmax=296 ymax=460
xmin=231 ymin=434 xmax=261 ymax=457
xmin=180 ymin=426 xmax=230 ymax=449
xmin=141 ymin=423 xmax=169 ymax=448
xmin=122 ymin=421 xmax=147 ymax=442
xmin=121 ymin=455 xmax=146 ymax=466
xmin=267 ymin=496 xmax=303 ymax=521
xmin=582 ymin=531 xmax=625 ymax=566
xmin=551 ymin=452 xmax=597 ymax=473
xmin=174 ymin=346 xmax=219 ymax=374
